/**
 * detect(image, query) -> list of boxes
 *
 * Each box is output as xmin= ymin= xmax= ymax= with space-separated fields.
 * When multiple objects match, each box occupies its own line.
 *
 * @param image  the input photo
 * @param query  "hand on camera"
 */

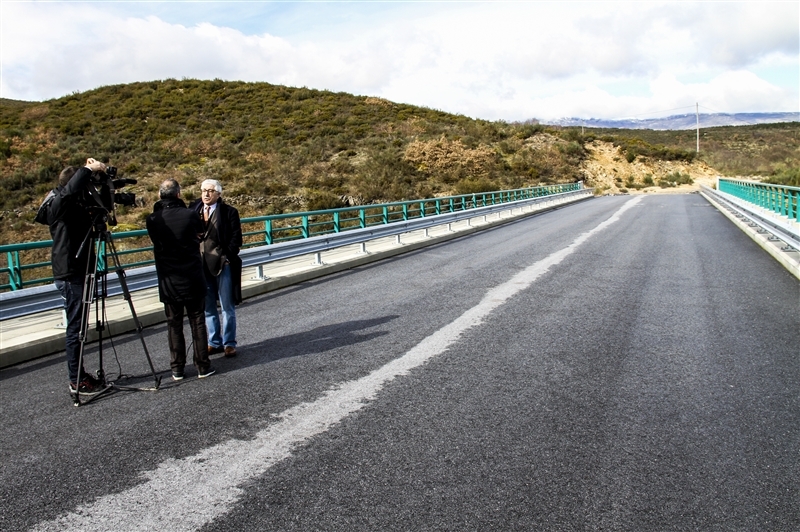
xmin=85 ymin=158 xmax=107 ymax=173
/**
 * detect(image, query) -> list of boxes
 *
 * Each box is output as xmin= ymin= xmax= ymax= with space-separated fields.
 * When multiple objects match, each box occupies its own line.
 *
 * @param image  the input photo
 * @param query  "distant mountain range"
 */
xmin=542 ymin=112 xmax=799 ymax=130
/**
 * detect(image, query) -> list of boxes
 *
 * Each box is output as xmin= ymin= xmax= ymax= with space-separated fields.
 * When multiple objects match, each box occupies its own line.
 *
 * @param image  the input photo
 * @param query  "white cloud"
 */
xmin=691 ymin=3 xmax=799 ymax=67
xmin=1 ymin=1 xmax=797 ymax=120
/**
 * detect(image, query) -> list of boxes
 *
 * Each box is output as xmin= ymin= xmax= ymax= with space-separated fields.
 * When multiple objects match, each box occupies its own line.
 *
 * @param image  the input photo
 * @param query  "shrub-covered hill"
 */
xmin=1 ymin=78 xmax=596 ymax=244
xmin=4 ymin=78 xmax=796 ymax=247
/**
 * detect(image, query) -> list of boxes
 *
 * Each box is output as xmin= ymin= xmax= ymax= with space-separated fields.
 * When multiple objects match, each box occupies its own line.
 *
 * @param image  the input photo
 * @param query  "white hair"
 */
xmin=201 ymin=179 xmax=223 ymax=194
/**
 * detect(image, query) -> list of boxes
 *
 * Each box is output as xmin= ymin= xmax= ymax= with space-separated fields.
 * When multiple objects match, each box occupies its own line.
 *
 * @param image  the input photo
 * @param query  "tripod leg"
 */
xmin=95 ymin=251 xmax=107 ymax=385
xmin=105 ymin=236 xmax=161 ymax=390
xmin=72 ymin=252 xmax=100 ymax=406
xmin=71 ymin=231 xmax=120 ymax=406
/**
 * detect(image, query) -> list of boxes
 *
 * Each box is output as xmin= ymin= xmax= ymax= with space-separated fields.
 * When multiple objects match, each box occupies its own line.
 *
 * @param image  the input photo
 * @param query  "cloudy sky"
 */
xmin=1 ymin=1 xmax=797 ymax=122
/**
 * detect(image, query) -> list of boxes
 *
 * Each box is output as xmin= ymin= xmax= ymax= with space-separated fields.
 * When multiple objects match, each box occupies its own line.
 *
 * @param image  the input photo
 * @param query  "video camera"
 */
xmin=85 ymin=166 xmax=138 ymax=226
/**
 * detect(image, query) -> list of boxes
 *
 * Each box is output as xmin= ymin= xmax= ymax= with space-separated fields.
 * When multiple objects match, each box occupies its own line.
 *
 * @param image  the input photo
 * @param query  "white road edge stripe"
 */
xmin=34 ymin=197 xmax=642 ymax=531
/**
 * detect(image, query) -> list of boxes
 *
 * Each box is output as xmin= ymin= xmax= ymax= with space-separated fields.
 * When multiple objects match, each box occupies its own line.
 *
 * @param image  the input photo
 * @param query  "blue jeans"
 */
xmin=55 ymin=275 xmax=88 ymax=383
xmin=205 ymin=263 xmax=236 ymax=348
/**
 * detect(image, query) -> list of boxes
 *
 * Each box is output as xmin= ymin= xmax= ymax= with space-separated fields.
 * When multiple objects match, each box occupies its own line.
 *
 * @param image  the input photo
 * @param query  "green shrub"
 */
xmin=624 ymin=176 xmax=643 ymax=190
xmin=657 ymin=171 xmax=693 ymax=188
xmin=765 ymin=167 xmax=800 ymax=187
xmin=558 ymin=140 xmax=586 ymax=160
xmin=615 ymin=137 xmax=695 ymax=164
xmin=455 ymin=178 xmax=496 ymax=194
xmin=305 ymin=190 xmax=344 ymax=211
xmin=514 ymin=123 xmax=544 ymax=139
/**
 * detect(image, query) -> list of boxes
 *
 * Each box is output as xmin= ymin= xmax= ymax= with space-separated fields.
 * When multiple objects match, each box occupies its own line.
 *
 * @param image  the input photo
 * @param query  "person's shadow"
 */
xmin=0 ymin=313 xmax=399 ymax=388
xmin=222 ymin=314 xmax=399 ymax=369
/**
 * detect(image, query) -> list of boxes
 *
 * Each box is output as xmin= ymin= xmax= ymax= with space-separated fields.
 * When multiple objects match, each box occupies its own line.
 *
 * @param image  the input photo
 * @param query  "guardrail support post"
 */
xmin=251 ymin=264 xmax=270 ymax=281
xmin=56 ymin=309 xmax=67 ymax=329
xmin=312 ymin=252 xmax=325 ymax=266
xmin=7 ymin=251 xmax=23 ymax=291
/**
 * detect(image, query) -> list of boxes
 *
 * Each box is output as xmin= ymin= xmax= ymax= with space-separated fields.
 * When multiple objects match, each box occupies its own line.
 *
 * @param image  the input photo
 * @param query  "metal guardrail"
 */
xmin=0 ymin=183 xmax=581 ymax=293
xmin=0 ymin=187 xmax=589 ymax=320
xmin=718 ymin=178 xmax=800 ymax=222
xmin=704 ymin=184 xmax=800 ymax=248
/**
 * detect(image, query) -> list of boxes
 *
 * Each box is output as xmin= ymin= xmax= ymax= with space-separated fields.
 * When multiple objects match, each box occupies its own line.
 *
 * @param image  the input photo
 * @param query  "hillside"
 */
xmin=1 ymin=79 xmax=798 ymax=247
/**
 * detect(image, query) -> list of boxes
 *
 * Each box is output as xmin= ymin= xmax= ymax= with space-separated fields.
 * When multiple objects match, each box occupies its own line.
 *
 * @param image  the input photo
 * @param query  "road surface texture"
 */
xmin=1 ymin=194 xmax=798 ymax=531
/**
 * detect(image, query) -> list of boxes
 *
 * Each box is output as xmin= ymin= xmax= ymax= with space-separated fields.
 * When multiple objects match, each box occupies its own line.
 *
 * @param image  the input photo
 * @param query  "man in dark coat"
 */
xmin=191 ymin=179 xmax=242 ymax=358
xmin=48 ymin=158 xmax=107 ymax=395
xmin=146 ymin=179 xmax=215 ymax=380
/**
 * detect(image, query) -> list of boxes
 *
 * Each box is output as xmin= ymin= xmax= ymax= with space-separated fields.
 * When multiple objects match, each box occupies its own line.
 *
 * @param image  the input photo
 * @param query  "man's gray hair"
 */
xmin=201 ymin=179 xmax=223 ymax=194
xmin=159 ymin=179 xmax=181 ymax=199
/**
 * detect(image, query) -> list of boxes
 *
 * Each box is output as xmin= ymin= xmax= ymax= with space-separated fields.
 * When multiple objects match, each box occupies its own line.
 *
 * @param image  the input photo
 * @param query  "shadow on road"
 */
xmin=226 ymin=314 xmax=399 ymax=371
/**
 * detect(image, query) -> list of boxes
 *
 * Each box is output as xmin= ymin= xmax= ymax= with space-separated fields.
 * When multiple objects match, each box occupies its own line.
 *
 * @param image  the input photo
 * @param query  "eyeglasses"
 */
xmin=201 ymin=189 xmax=219 ymax=195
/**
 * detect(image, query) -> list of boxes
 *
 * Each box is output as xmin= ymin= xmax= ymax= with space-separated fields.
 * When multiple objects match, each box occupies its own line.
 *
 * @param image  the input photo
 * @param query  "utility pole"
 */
xmin=696 ymin=102 xmax=700 ymax=153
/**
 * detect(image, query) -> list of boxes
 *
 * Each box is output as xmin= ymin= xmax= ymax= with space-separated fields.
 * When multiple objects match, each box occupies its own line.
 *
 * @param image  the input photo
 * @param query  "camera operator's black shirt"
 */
xmin=48 ymin=167 xmax=95 ymax=280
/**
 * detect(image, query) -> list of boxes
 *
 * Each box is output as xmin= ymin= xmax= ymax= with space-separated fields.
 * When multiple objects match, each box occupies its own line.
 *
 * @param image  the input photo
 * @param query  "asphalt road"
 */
xmin=1 ymin=194 xmax=798 ymax=531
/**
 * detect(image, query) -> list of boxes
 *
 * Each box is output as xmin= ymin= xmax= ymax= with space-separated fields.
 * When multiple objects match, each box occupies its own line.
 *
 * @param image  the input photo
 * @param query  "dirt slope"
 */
xmin=581 ymin=140 xmax=718 ymax=195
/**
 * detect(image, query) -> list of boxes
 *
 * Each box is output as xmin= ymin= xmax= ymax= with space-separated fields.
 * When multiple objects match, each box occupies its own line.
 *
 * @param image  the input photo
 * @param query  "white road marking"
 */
xmin=33 ymin=197 xmax=642 ymax=531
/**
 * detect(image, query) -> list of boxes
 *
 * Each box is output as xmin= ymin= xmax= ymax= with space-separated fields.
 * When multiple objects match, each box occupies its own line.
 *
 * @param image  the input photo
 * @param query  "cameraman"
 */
xmin=48 ymin=158 xmax=107 ymax=396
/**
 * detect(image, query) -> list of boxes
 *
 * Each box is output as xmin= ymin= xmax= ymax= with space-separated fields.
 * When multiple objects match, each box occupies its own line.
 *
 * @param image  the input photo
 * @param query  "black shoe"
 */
xmin=172 ymin=372 xmax=185 ymax=381
xmin=198 ymin=366 xmax=216 ymax=379
xmin=83 ymin=373 xmax=104 ymax=388
xmin=69 ymin=379 xmax=103 ymax=396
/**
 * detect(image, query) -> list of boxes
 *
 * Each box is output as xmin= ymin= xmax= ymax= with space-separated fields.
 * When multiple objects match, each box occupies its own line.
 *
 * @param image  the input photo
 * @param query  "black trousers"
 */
xmin=164 ymin=298 xmax=211 ymax=374
xmin=55 ymin=275 xmax=87 ymax=383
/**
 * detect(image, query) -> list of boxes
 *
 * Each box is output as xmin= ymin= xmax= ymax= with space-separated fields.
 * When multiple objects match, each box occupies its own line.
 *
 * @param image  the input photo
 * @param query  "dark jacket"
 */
xmin=146 ymin=198 xmax=206 ymax=304
xmin=190 ymin=198 xmax=243 ymax=305
xmin=48 ymin=167 xmax=95 ymax=280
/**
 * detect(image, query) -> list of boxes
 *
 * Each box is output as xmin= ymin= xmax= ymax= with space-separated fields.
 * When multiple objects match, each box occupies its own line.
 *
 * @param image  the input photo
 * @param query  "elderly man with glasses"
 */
xmin=191 ymin=179 xmax=243 ymax=358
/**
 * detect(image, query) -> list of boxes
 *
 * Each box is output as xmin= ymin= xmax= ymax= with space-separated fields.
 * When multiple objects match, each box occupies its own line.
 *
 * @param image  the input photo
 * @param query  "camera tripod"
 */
xmin=71 ymin=218 xmax=161 ymax=406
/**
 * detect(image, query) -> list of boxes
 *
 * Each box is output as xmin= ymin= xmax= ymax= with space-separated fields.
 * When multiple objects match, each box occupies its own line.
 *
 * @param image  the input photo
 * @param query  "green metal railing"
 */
xmin=718 ymin=178 xmax=800 ymax=222
xmin=0 ymin=183 xmax=581 ymax=291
